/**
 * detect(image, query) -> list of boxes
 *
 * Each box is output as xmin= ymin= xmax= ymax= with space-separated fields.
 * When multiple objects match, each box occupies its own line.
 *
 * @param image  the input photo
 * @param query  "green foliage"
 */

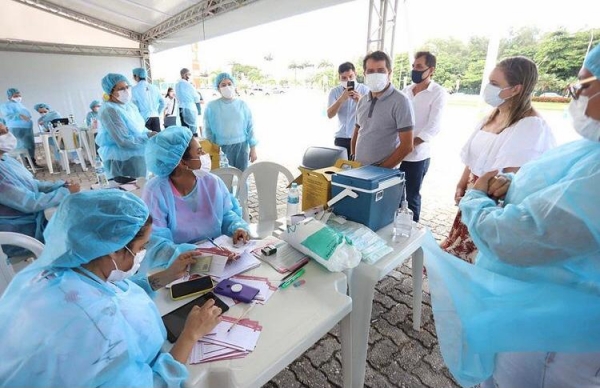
xmin=231 ymin=63 xmax=266 ymax=85
xmin=411 ymin=27 xmax=598 ymax=95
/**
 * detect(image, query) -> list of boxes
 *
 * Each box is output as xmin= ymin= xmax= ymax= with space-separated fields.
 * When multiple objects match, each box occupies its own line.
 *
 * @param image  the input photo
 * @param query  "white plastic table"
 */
xmin=155 ymin=260 xmax=352 ymax=388
xmin=342 ymin=223 xmax=427 ymax=388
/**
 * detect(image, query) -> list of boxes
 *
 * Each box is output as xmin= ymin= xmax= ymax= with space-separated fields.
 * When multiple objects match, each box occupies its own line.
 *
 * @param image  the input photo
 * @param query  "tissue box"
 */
xmin=331 ymin=166 xmax=405 ymax=231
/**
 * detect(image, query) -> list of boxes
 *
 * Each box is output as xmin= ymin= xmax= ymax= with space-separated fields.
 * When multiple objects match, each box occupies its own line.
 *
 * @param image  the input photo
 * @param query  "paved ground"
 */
xmin=33 ymin=151 xmax=460 ymax=388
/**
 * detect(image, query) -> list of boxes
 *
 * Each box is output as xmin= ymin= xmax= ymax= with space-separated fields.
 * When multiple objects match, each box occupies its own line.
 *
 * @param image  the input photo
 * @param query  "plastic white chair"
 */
xmin=0 ymin=232 xmax=44 ymax=295
xmin=238 ymin=162 xmax=295 ymax=225
xmin=211 ymin=167 xmax=243 ymax=197
xmin=8 ymin=149 xmax=36 ymax=173
xmin=51 ymin=125 xmax=88 ymax=174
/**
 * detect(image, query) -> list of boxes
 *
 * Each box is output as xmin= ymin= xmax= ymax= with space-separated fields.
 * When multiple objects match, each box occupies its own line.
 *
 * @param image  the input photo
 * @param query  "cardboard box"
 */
xmin=296 ymin=159 xmax=361 ymax=210
xmin=199 ymin=139 xmax=220 ymax=170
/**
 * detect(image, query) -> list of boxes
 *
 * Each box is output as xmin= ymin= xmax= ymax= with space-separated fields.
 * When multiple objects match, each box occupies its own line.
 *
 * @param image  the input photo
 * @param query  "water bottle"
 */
xmin=286 ymin=183 xmax=300 ymax=221
xmin=94 ymin=156 xmax=109 ymax=188
xmin=393 ymin=200 xmax=413 ymax=239
xmin=219 ymin=150 xmax=229 ymax=168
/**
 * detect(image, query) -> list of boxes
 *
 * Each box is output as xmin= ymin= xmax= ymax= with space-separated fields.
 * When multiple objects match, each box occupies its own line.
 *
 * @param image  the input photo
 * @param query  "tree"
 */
xmin=535 ymin=29 xmax=600 ymax=80
xmin=230 ymin=63 xmax=266 ymax=85
xmin=318 ymin=60 xmax=333 ymax=68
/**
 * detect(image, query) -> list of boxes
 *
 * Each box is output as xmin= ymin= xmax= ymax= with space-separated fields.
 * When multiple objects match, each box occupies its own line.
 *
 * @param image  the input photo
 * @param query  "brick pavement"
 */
xmin=33 ymin=158 xmax=461 ymax=388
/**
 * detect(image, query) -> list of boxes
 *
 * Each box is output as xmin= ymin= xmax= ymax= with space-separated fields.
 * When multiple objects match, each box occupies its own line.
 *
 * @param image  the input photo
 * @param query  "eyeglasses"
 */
xmin=567 ymin=76 xmax=597 ymax=100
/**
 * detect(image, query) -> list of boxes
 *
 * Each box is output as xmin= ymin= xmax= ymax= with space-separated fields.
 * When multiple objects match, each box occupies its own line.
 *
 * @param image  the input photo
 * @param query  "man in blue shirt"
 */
xmin=131 ymin=68 xmax=165 ymax=133
xmin=327 ymin=62 xmax=369 ymax=158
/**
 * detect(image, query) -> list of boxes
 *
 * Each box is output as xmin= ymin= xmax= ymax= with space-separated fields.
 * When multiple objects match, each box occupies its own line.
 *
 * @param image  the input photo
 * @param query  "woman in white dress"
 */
xmin=441 ymin=56 xmax=556 ymax=263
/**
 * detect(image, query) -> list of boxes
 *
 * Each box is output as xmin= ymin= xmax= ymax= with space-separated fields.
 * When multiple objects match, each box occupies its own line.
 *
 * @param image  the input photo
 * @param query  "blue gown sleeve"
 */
xmin=217 ymin=179 xmax=249 ymax=236
xmin=0 ymin=176 xmax=70 ymax=213
xmin=243 ymin=102 xmax=258 ymax=147
xmin=459 ymin=171 xmax=600 ymax=266
xmin=156 ymin=87 xmax=165 ymax=116
xmin=37 ymin=180 xmax=66 ymax=193
xmin=203 ymin=102 xmax=216 ymax=143
xmin=100 ymin=107 xmax=148 ymax=149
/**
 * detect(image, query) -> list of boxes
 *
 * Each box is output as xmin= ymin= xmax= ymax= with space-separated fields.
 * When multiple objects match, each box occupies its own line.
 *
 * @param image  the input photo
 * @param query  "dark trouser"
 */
xmin=145 ymin=117 xmax=161 ymax=132
xmin=334 ymin=137 xmax=351 ymax=159
xmin=399 ymin=158 xmax=430 ymax=222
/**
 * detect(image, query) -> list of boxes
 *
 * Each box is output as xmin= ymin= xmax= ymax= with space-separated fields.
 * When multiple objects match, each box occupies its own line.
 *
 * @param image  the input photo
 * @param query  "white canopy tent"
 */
xmin=0 ymin=0 xmax=351 ymax=124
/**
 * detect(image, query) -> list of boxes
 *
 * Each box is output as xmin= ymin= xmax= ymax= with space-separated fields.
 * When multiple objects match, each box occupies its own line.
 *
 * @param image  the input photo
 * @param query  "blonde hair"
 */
xmin=485 ymin=56 xmax=538 ymax=129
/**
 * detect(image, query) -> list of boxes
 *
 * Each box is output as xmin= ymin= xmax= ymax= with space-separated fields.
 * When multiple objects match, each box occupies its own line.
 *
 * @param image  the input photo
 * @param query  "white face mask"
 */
xmin=569 ymin=94 xmax=600 ymax=141
xmin=340 ymin=80 xmax=348 ymax=88
xmin=200 ymin=153 xmax=212 ymax=172
xmin=11 ymin=97 xmax=22 ymax=103
xmin=365 ymin=73 xmax=389 ymax=93
xmin=220 ymin=85 xmax=236 ymax=99
xmin=483 ymin=83 xmax=511 ymax=107
xmin=107 ymin=247 xmax=146 ymax=283
xmin=116 ymin=89 xmax=132 ymax=104
xmin=0 ymin=132 xmax=17 ymax=153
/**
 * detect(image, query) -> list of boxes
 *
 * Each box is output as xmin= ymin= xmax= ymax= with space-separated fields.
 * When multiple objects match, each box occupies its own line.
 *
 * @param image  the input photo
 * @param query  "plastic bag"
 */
xmin=282 ymin=218 xmax=361 ymax=272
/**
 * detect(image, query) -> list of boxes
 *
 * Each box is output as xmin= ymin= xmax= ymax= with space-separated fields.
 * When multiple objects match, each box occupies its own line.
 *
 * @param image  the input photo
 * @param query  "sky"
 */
xmin=151 ymin=0 xmax=599 ymax=82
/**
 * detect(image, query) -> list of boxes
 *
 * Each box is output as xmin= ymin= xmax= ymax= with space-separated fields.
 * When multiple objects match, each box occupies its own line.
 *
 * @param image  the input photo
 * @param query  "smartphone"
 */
xmin=170 ymin=276 xmax=215 ymax=300
xmin=162 ymin=292 xmax=229 ymax=343
xmin=214 ymin=279 xmax=260 ymax=303
xmin=347 ymin=80 xmax=355 ymax=91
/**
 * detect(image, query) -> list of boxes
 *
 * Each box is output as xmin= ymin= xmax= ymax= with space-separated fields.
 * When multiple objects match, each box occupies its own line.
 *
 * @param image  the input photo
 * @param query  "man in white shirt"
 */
xmin=401 ymin=51 xmax=447 ymax=222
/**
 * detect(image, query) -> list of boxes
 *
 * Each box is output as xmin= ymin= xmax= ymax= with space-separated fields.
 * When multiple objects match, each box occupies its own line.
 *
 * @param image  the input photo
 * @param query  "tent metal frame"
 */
xmin=366 ymin=0 xmax=400 ymax=59
xmin=6 ymin=0 xmax=258 ymax=80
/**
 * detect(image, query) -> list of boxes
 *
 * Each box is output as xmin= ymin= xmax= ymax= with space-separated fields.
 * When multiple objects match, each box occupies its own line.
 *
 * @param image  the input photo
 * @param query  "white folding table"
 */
xmin=154 ymin=260 xmax=352 ymax=388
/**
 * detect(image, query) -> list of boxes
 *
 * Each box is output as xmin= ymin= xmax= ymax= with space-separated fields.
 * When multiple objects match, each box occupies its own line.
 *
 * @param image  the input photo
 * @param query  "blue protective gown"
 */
xmin=37 ymin=110 xmax=62 ymax=129
xmin=0 ymin=155 xmax=68 ymax=250
xmin=0 ymin=265 xmax=187 ymax=386
xmin=132 ymin=80 xmax=165 ymax=121
xmin=96 ymin=100 xmax=148 ymax=178
xmin=204 ymin=98 xmax=257 ymax=171
xmin=423 ymin=139 xmax=600 ymax=387
xmin=85 ymin=110 xmax=98 ymax=128
xmin=174 ymin=79 xmax=199 ymax=129
xmin=142 ymin=172 xmax=248 ymax=245
xmin=0 ymin=100 xmax=34 ymax=159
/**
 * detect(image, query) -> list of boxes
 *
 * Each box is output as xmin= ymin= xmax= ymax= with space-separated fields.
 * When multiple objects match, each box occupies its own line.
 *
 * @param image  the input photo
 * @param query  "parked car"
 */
xmin=248 ymin=87 xmax=270 ymax=96
xmin=271 ymin=87 xmax=286 ymax=94
xmin=540 ymin=92 xmax=562 ymax=98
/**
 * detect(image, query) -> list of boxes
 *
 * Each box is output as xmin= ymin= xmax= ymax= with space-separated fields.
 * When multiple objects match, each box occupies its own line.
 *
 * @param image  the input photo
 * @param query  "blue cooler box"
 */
xmin=330 ymin=166 xmax=405 ymax=231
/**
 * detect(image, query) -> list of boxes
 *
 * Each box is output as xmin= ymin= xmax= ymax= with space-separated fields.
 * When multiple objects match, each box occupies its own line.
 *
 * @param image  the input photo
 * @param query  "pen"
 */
xmin=227 ymin=303 xmax=255 ymax=333
xmin=279 ymin=268 xmax=306 ymax=289
xmin=280 ymin=261 xmax=309 ymax=282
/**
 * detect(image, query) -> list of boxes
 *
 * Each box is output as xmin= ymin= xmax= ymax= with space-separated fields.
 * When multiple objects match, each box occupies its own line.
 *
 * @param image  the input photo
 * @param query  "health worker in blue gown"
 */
xmin=0 ymin=118 xmax=80 ymax=256
xmin=0 ymin=190 xmax=222 ymax=386
xmin=423 ymin=45 xmax=600 ymax=388
xmin=96 ymin=73 xmax=157 ymax=180
xmin=143 ymin=126 xmax=249 ymax=257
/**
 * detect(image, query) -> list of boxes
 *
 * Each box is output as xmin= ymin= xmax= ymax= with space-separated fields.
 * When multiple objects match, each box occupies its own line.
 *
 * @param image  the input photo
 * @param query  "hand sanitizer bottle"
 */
xmin=393 ymin=200 xmax=413 ymax=239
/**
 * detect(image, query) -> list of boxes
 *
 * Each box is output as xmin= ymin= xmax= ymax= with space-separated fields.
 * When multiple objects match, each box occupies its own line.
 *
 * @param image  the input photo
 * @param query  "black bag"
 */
xmin=164 ymin=115 xmax=177 ymax=128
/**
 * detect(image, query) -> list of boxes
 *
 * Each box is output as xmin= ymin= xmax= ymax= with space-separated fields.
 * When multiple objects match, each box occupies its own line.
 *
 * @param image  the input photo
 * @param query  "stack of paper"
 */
xmin=189 ymin=316 xmax=262 ymax=364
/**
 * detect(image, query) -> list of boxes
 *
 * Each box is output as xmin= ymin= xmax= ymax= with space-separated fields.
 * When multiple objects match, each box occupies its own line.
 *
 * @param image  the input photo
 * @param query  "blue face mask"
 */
xmin=411 ymin=68 xmax=430 ymax=84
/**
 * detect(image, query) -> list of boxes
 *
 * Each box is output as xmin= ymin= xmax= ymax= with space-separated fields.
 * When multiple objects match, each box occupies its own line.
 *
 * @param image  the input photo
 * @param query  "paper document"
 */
xmin=253 ymin=236 xmax=310 ymax=273
xmin=188 ymin=316 xmax=262 ymax=364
